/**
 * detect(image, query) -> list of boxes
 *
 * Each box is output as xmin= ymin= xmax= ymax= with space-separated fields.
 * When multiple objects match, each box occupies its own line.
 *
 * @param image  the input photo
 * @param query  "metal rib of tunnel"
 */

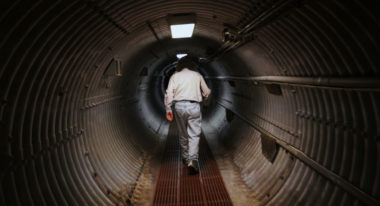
xmin=0 ymin=0 xmax=379 ymax=206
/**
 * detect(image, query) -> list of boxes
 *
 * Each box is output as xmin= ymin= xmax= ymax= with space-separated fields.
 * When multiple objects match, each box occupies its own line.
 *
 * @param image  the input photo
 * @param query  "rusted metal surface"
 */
xmin=153 ymin=123 xmax=233 ymax=206
xmin=152 ymin=124 xmax=181 ymax=205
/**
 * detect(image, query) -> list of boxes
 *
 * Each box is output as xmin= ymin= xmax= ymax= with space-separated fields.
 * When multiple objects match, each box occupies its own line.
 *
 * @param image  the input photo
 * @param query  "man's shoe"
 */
xmin=188 ymin=160 xmax=199 ymax=174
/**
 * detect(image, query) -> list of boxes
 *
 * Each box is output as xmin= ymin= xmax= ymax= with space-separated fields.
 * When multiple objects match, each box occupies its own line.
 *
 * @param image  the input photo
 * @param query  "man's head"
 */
xmin=176 ymin=56 xmax=198 ymax=71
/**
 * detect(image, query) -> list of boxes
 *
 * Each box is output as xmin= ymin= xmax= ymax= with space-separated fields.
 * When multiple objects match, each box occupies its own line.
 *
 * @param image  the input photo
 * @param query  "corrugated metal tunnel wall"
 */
xmin=0 ymin=0 xmax=379 ymax=205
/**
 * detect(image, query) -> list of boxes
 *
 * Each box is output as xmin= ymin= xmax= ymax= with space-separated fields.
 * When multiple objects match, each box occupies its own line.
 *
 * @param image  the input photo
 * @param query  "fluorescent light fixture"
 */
xmin=176 ymin=53 xmax=188 ymax=59
xmin=170 ymin=23 xmax=195 ymax=38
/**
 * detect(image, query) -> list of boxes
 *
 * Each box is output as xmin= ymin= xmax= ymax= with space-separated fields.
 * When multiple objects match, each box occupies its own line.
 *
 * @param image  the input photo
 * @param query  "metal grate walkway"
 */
xmin=153 ymin=124 xmax=233 ymax=206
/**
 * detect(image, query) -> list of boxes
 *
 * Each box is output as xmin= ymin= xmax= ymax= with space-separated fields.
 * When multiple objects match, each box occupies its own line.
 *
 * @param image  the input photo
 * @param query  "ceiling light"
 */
xmin=170 ymin=23 xmax=195 ymax=38
xmin=168 ymin=13 xmax=196 ymax=39
xmin=176 ymin=53 xmax=188 ymax=59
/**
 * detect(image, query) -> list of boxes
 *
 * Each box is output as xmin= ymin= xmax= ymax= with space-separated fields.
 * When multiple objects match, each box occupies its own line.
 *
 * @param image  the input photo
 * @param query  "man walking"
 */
xmin=165 ymin=56 xmax=211 ymax=174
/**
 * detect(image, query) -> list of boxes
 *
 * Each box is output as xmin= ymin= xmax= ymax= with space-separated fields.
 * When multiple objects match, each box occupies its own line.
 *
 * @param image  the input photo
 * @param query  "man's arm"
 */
xmin=165 ymin=75 xmax=176 ymax=121
xmin=200 ymin=75 xmax=211 ymax=106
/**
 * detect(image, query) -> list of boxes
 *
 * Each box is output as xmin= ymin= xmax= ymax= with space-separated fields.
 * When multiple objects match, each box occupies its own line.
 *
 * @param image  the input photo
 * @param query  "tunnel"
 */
xmin=0 ymin=0 xmax=379 ymax=205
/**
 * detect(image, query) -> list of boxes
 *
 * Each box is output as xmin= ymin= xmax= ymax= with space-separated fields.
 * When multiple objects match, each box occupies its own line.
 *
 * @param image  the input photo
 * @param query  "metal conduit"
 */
xmin=0 ymin=0 xmax=379 ymax=205
xmin=205 ymin=76 xmax=380 ymax=91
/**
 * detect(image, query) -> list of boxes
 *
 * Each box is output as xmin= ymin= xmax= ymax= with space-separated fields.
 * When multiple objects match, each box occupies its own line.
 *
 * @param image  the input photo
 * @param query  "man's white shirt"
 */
xmin=165 ymin=68 xmax=211 ymax=113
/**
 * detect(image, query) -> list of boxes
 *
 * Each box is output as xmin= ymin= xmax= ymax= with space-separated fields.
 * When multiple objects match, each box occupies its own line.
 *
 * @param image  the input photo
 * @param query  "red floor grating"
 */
xmin=153 ymin=124 xmax=233 ymax=206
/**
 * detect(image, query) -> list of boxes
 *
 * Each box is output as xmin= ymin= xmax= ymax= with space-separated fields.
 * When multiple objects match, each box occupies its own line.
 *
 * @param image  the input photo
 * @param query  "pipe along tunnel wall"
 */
xmin=0 ymin=0 xmax=379 ymax=205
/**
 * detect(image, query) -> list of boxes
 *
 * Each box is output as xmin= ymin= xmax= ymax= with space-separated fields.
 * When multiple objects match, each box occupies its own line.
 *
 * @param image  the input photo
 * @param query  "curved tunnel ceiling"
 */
xmin=0 ymin=0 xmax=379 ymax=205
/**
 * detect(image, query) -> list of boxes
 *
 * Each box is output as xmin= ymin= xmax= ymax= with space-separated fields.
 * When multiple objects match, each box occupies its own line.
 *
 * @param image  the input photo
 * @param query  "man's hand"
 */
xmin=203 ymin=94 xmax=211 ymax=109
xmin=166 ymin=112 xmax=173 ymax=122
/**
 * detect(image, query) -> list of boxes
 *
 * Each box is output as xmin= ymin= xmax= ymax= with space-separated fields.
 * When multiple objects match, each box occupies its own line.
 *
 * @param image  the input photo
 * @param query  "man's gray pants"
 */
xmin=174 ymin=101 xmax=201 ymax=162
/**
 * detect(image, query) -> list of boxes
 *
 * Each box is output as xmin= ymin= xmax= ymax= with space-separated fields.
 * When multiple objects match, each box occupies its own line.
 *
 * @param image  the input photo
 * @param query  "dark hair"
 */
xmin=176 ymin=56 xmax=198 ymax=71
